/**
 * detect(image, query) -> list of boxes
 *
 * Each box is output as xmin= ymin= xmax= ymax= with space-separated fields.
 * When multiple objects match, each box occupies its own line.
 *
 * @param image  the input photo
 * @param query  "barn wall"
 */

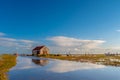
xmin=32 ymin=46 xmax=49 ymax=56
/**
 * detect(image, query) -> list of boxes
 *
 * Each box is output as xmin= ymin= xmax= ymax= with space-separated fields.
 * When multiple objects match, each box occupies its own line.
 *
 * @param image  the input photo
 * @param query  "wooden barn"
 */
xmin=32 ymin=46 xmax=49 ymax=56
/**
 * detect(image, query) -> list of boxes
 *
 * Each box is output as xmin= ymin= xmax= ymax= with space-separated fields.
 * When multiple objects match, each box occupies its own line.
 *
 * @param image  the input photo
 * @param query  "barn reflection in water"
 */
xmin=32 ymin=59 xmax=49 ymax=66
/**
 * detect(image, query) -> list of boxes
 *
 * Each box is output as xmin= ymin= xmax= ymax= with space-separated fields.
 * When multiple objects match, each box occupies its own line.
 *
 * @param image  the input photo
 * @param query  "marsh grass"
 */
xmin=38 ymin=54 xmax=120 ymax=67
xmin=0 ymin=54 xmax=17 ymax=80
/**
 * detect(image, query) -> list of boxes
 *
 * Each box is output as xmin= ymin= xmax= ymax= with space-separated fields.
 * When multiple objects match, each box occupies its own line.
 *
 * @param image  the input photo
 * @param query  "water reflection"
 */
xmin=9 ymin=57 xmax=120 ymax=80
xmin=95 ymin=61 xmax=120 ymax=67
xmin=11 ymin=57 xmax=49 ymax=70
xmin=47 ymin=60 xmax=105 ymax=73
xmin=80 ymin=58 xmax=120 ymax=67
xmin=11 ymin=57 xmax=40 ymax=70
xmin=32 ymin=59 xmax=49 ymax=66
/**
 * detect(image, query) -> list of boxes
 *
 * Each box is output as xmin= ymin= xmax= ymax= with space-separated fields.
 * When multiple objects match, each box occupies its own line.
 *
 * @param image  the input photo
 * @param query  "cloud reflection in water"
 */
xmin=48 ymin=60 xmax=105 ymax=73
xmin=11 ymin=57 xmax=49 ymax=70
xmin=11 ymin=57 xmax=105 ymax=74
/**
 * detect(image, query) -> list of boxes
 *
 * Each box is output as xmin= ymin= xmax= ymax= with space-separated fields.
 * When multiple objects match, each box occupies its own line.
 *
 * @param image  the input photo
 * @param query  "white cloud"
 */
xmin=0 ymin=37 xmax=35 ymax=47
xmin=0 ymin=37 xmax=17 ymax=41
xmin=0 ymin=32 xmax=6 ymax=36
xmin=0 ymin=34 xmax=37 ymax=53
xmin=0 ymin=41 xmax=18 ymax=47
xmin=20 ymin=40 xmax=35 ymax=43
xmin=0 ymin=37 xmax=18 ymax=47
xmin=48 ymin=36 xmax=105 ymax=49
xmin=116 ymin=30 xmax=120 ymax=32
xmin=48 ymin=60 xmax=105 ymax=73
xmin=47 ymin=36 xmax=106 ymax=54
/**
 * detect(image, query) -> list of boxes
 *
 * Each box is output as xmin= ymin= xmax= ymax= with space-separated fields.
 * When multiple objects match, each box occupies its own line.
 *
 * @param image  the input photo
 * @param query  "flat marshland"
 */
xmin=37 ymin=54 xmax=120 ymax=66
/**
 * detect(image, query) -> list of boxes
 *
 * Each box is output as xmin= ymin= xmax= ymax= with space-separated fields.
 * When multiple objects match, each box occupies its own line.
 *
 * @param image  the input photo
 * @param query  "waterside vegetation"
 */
xmin=0 ymin=54 xmax=17 ymax=80
xmin=35 ymin=54 xmax=120 ymax=67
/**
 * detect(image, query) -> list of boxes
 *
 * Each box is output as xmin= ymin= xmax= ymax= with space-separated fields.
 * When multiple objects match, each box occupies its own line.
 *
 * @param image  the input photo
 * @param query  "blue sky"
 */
xmin=1 ymin=0 xmax=120 ymax=54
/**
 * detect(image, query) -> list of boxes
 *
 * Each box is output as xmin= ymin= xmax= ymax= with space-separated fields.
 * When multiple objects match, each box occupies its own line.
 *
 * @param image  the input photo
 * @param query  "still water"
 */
xmin=9 ymin=56 xmax=120 ymax=80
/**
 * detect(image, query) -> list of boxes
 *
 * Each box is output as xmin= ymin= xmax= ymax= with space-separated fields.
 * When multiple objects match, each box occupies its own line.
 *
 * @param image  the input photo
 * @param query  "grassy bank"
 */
xmin=38 ymin=54 xmax=106 ymax=61
xmin=37 ymin=54 xmax=120 ymax=67
xmin=0 ymin=54 xmax=17 ymax=80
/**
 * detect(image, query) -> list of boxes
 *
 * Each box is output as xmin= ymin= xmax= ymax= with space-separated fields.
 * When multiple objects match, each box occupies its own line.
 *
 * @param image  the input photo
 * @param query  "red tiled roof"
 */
xmin=33 ymin=46 xmax=45 ymax=50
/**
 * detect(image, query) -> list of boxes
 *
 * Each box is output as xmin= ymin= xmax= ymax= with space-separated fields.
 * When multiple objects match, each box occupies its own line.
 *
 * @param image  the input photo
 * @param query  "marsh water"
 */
xmin=8 ymin=56 xmax=120 ymax=80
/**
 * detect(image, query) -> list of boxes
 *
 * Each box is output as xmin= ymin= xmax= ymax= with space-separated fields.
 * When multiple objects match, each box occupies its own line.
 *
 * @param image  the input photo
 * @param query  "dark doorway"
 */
xmin=37 ymin=51 xmax=39 ymax=55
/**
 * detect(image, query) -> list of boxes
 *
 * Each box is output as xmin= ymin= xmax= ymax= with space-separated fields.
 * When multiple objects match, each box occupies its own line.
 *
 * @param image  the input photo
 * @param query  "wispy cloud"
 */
xmin=0 ymin=37 xmax=17 ymax=41
xmin=47 ymin=36 xmax=106 ymax=54
xmin=20 ymin=40 xmax=35 ymax=43
xmin=0 ymin=37 xmax=36 ymax=47
xmin=48 ymin=36 xmax=105 ymax=49
xmin=0 ymin=32 xmax=6 ymax=36
xmin=0 ymin=33 xmax=38 ymax=53
xmin=116 ymin=30 xmax=120 ymax=32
